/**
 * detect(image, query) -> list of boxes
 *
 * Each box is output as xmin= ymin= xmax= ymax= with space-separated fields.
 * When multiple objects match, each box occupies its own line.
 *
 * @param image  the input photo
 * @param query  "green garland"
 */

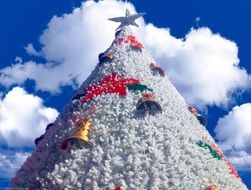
xmin=127 ymin=83 xmax=153 ymax=92
xmin=196 ymin=140 xmax=222 ymax=160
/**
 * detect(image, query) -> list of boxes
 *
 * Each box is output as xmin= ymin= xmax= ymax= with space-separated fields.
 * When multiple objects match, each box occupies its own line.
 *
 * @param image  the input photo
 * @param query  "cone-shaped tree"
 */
xmin=11 ymin=14 xmax=247 ymax=190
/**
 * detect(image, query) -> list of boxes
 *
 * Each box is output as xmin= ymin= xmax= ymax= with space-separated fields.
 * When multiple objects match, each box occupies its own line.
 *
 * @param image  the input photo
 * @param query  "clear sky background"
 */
xmin=0 ymin=0 xmax=251 ymax=188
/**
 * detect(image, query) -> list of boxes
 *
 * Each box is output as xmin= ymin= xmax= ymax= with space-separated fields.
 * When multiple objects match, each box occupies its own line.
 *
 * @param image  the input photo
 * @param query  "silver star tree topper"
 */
xmin=108 ymin=9 xmax=145 ymax=30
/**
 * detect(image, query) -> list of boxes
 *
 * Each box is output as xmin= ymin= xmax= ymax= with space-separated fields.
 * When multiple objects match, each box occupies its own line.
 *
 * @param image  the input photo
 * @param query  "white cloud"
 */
xmin=0 ymin=1 xmax=134 ymax=93
xmin=0 ymin=0 xmax=250 ymax=106
xmin=0 ymin=60 xmax=64 ymax=92
xmin=0 ymin=87 xmax=59 ymax=147
xmin=215 ymin=103 xmax=251 ymax=170
xmin=25 ymin=43 xmax=41 ymax=56
xmin=144 ymin=27 xmax=250 ymax=107
xmin=0 ymin=152 xmax=30 ymax=178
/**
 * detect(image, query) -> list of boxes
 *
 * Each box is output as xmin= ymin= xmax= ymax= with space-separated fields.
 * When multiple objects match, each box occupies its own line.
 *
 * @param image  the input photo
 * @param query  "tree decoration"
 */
xmin=34 ymin=134 xmax=45 ymax=146
xmin=136 ymin=93 xmax=162 ymax=116
xmin=149 ymin=63 xmax=165 ymax=77
xmin=188 ymin=105 xmax=197 ymax=115
xmin=142 ymin=93 xmax=156 ymax=101
xmin=114 ymin=186 xmax=121 ymax=190
xmin=114 ymin=35 xmax=143 ymax=50
xmin=61 ymin=119 xmax=92 ymax=150
xmin=115 ymin=29 xmax=122 ymax=37
xmin=60 ymin=108 xmax=97 ymax=149
xmin=72 ymin=92 xmax=86 ymax=101
xmin=207 ymin=184 xmax=217 ymax=190
xmin=210 ymin=144 xmax=242 ymax=182
xmin=98 ymin=52 xmax=113 ymax=65
xmin=11 ymin=12 xmax=247 ymax=189
xmin=34 ymin=123 xmax=54 ymax=146
xmin=126 ymin=83 xmax=153 ymax=92
xmin=108 ymin=8 xmax=145 ymax=30
xmin=127 ymin=35 xmax=144 ymax=50
xmin=197 ymin=115 xmax=207 ymax=126
xmin=80 ymin=73 xmax=140 ymax=103
xmin=226 ymin=161 xmax=243 ymax=183
xmin=202 ymin=136 xmax=243 ymax=182
xmin=196 ymin=140 xmax=222 ymax=160
xmin=188 ymin=105 xmax=207 ymax=126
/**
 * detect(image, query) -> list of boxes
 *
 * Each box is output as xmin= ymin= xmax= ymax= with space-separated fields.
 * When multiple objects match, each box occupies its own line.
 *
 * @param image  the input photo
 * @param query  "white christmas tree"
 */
xmin=11 ymin=10 xmax=247 ymax=190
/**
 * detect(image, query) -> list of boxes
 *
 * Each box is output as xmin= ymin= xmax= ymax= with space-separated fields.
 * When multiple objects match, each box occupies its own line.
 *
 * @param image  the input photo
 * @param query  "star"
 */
xmin=108 ymin=9 xmax=145 ymax=30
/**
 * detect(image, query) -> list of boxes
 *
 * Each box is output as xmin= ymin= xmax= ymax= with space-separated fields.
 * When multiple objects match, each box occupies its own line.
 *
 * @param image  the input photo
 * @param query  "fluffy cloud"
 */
xmin=25 ymin=43 xmax=41 ymax=56
xmin=0 ymin=152 xmax=30 ymax=178
xmin=215 ymin=103 xmax=251 ymax=170
xmin=0 ymin=87 xmax=58 ymax=147
xmin=140 ymin=27 xmax=250 ymax=107
xmin=0 ymin=0 xmax=250 ymax=106
xmin=0 ymin=1 xmax=132 ymax=93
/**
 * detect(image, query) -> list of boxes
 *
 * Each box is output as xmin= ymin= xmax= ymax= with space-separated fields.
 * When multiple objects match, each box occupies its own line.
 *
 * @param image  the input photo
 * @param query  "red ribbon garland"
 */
xmin=202 ymin=136 xmax=243 ymax=182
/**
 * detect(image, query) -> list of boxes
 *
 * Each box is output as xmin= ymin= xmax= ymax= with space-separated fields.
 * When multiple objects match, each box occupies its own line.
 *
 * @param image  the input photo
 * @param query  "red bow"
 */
xmin=114 ymin=186 xmax=121 ymax=190
xmin=114 ymin=35 xmax=143 ymax=49
xmin=81 ymin=73 xmax=140 ymax=103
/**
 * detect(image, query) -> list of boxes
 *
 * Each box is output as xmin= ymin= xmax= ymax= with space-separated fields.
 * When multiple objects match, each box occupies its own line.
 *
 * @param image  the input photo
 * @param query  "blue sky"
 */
xmin=0 ymin=0 xmax=251 ymax=188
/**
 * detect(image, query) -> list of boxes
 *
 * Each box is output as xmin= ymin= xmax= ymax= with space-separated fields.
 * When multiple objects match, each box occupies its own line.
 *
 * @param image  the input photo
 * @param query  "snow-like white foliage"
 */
xmin=11 ymin=27 xmax=247 ymax=189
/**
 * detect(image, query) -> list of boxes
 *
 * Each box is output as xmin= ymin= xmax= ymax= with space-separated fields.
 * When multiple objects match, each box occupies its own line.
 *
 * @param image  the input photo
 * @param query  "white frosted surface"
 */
xmin=11 ymin=27 xmax=247 ymax=190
